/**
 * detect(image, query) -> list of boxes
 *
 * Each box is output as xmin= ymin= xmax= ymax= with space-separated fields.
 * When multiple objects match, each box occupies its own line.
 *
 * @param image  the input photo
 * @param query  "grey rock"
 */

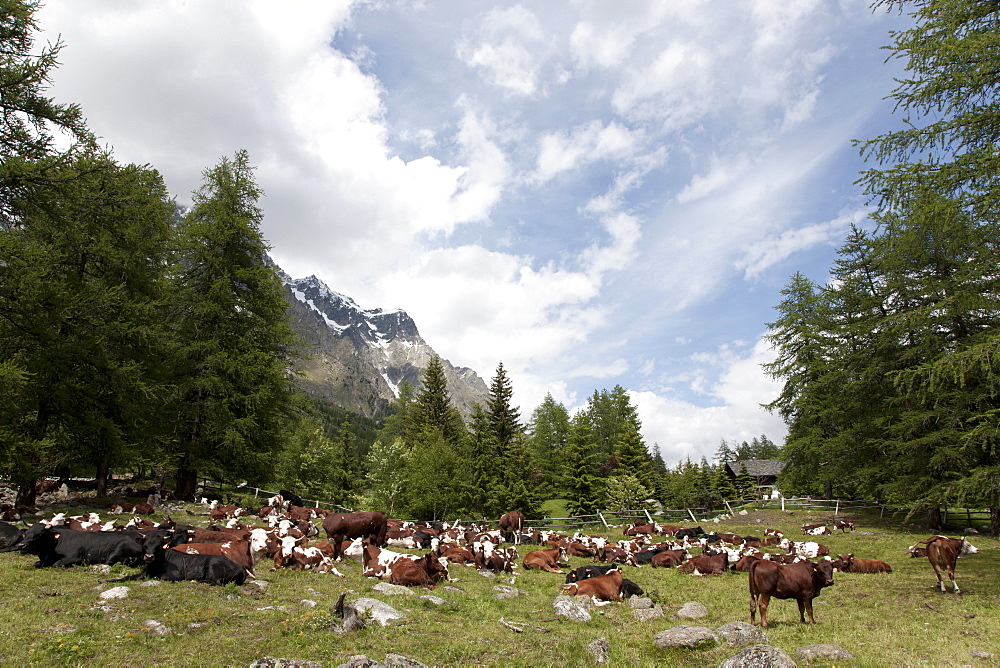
xmin=99 ymin=586 xmax=129 ymax=600
xmin=300 ymin=600 xmax=318 ymax=608
xmin=971 ymin=650 xmax=992 ymax=659
xmin=633 ymin=605 xmax=665 ymax=622
xmin=493 ymin=585 xmax=528 ymax=600
xmin=715 ymin=621 xmax=768 ymax=647
xmin=739 ymin=510 xmax=749 ymax=516
xmin=443 ymin=586 xmax=466 ymax=594
xmin=249 ymin=580 xmax=270 ymax=590
xmin=353 ymin=598 xmax=406 ymax=626
xmin=676 ymin=601 xmax=709 ymax=620
xmin=554 ymin=598 xmax=592 ymax=622
xmin=477 ymin=569 xmax=496 ymax=578
xmin=419 ymin=595 xmax=447 ymax=605
xmin=382 ymin=655 xmax=427 ymax=668
xmin=143 ymin=619 xmax=171 ymax=636
xmin=795 ymin=644 xmax=854 ymax=663
xmin=720 ymin=644 xmax=797 ymax=668
xmin=628 ymin=597 xmax=654 ymax=609
xmin=90 ymin=565 xmax=112 ymax=574
xmin=140 ymin=580 xmax=162 ymax=587
xmin=652 ymin=625 xmax=718 ymax=649
xmin=337 ymin=657 xmax=381 ymax=668
xmin=587 ymin=637 xmax=610 ymax=664
xmin=250 ymin=659 xmax=324 ymax=668
xmin=373 ymin=582 xmax=414 ymax=596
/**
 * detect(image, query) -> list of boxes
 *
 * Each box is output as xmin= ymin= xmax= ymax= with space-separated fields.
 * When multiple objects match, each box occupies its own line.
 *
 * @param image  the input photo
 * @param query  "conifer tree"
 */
xmin=562 ymin=412 xmax=604 ymax=516
xmin=406 ymin=356 xmax=466 ymax=448
xmin=527 ymin=393 xmax=570 ymax=492
xmin=471 ymin=363 xmax=539 ymax=518
xmin=614 ymin=421 xmax=654 ymax=490
xmin=735 ymin=463 xmax=756 ymax=499
xmin=167 ymin=150 xmax=296 ymax=498
xmin=714 ymin=462 xmax=737 ymax=500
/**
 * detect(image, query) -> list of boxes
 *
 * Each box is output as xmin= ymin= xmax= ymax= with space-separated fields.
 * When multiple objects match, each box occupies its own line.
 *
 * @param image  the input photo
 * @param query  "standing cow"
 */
xmin=749 ymin=558 xmax=835 ymax=629
xmin=322 ymin=511 xmax=388 ymax=560
xmin=924 ymin=535 xmax=978 ymax=594
xmin=499 ymin=510 xmax=524 ymax=544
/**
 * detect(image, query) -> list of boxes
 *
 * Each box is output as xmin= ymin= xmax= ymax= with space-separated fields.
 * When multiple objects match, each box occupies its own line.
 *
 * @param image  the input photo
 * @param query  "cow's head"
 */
xmin=143 ymin=535 xmax=167 ymax=563
xmin=814 ymin=558 xmax=835 ymax=587
xmin=960 ymin=538 xmax=979 ymax=556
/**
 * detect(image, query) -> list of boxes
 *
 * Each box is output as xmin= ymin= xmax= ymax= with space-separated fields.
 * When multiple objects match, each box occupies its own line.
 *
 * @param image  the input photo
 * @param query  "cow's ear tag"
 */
xmin=52 ymin=532 xmax=61 ymax=539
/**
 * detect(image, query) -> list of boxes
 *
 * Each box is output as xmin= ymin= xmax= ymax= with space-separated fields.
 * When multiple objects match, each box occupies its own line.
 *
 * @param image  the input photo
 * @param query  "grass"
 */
xmin=0 ymin=503 xmax=997 ymax=666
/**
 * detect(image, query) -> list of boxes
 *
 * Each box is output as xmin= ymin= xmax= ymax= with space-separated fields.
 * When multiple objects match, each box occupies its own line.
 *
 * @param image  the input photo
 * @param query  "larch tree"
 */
xmin=562 ymin=411 xmax=604 ymax=516
xmin=527 ymin=393 xmax=570 ymax=493
xmin=167 ymin=150 xmax=296 ymax=498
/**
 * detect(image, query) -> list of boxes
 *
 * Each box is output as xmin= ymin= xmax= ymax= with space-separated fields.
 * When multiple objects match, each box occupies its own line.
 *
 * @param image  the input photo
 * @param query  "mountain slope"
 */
xmin=281 ymin=272 xmax=488 ymax=418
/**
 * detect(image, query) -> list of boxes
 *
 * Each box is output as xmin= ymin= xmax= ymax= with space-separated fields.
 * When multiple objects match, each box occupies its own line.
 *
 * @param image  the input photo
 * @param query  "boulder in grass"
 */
xmin=352 ymin=598 xmax=405 ymax=626
xmin=714 ymin=621 xmax=768 ymax=647
xmin=587 ymin=637 xmax=610 ymax=664
xmin=719 ymin=644 xmax=796 ymax=668
xmin=675 ymin=601 xmax=708 ymax=620
xmin=554 ymin=597 xmax=592 ymax=622
xmin=653 ymin=625 xmax=719 ymax=649
xmin=795 ymin=644 xmax=855 ymax=663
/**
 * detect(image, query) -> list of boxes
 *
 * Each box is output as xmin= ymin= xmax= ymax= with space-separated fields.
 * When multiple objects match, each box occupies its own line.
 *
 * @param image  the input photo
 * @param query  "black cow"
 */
xmin=675 ymin=526 xmax=707 ymax=540
xmin=0 ymin=521 xmax=24 ymax=552
xmin=620 ymin=578 xmax=644 ymax=598
xmin=18 ymin=523 xmax=144 ymax=568
xmin=565 ymin=563 xmax=619 ymax=583
xmin=141 ymin=534 xmax=247 ymax=586
xmin=279 ymin=490 xmax=305 ymax=508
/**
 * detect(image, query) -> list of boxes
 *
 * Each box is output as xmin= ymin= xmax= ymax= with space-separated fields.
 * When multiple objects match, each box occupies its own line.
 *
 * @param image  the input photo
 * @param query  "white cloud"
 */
xmin=631 ymin=337 xmax=787 ymax=465
xmin=534 ymin=120 xmax=643 ymax=183
xmin=737 ymin=208 xmax=869 ymax=280
xmin=457 ymin=5 xmax=546 ymax=96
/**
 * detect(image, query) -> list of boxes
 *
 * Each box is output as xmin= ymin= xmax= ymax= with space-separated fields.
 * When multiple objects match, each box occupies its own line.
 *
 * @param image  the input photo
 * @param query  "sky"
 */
xmin=36 ymin=1 xmax=913 ymax=466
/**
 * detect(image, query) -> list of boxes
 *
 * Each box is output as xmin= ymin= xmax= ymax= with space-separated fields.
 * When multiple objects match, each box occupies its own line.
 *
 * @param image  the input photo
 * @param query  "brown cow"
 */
xmin=733 ymin=554 xmax=763 ymax=572
xmin=560 ymin=566 xmax=623 ymax=604
xmin=522 ymin=546 xmax=568 ymax=573
xmin=388 ymin=552 xmax=448 ymax=587
xmin=749 ymin=558 xmax=835 ymax=628
xmin=651 ymin=549 xmax=686 ymax=568
xmin=322 ymin=511 xmax=388 ymax=560
xmin=924 ymin=536 xmax=978 ymax=593
xmin=499 ymin=510 xmax=524 ymax=544
xmin=678 ymin=553 xmax=728 ymax=575
xmin=838 ymin=553 xmax=892 ymax=574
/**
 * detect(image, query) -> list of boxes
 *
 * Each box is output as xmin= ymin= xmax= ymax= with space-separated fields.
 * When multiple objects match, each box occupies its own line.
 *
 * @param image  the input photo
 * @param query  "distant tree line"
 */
xmin=765 ymin=0 xmax=1000 ymax=533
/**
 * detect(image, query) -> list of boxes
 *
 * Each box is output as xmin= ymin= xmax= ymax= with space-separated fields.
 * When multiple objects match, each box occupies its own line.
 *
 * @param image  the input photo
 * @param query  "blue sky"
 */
xmin=38 ymin=1 xmax=912 ymax=465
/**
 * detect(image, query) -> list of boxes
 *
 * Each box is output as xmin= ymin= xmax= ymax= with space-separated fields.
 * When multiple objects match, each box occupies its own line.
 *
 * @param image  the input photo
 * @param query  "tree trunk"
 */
xmin=990 ymin=507 xmax=999 ymax=538
xmin=925 ymin=506 xmax=943 ymax=530
xmin=15 ymin=480 xmax=37 ymax=507
xmin=95 ymin=456 xmax=109 ymax=498
xmin=823 ymin=481 xmax=833 ymax=500
xmin=176 ymin=463 xmax=199 ymax=501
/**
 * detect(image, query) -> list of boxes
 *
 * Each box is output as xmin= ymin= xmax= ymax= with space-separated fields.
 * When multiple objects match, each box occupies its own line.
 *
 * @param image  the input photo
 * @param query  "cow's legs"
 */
xmin=757 ymin=594 xmax=771 ymax=629
xmin=949 ymin=565 xmax=960 ymax=594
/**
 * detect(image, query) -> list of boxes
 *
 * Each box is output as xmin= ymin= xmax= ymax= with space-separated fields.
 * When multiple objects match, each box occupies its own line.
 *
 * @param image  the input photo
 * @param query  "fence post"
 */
xmin=643 ymin=509 xmax=653 ymax=523
xmin=687 ymin=508 xmax=698 ymax=523
xmin=723 ymin=499 xmax=734 ymax=514
xmin=598 ymin=512 xmax=609 ymax=528
xmin=835 ymin=499 xmax=840 ymax=517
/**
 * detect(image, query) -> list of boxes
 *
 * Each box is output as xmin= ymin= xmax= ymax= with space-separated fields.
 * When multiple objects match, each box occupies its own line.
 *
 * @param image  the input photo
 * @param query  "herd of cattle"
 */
xmin=0 ymin=496 xmax=983 ymax=630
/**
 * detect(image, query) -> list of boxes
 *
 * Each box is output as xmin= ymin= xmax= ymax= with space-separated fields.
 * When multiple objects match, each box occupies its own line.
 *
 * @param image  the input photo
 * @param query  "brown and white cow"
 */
xmin=560 ymin=566 xmax=623 ymax=605
xmin=522 ymin=546 xmax=568 ymax=574
xmin=924 ymin=536 xmax=978 ymax=593
xmin=678 ymin=553 xmax=728 ymax=575
xmin=323 ymin=511 xmax=388 ymax=560
xmin=172 ymin=540 xmax=255 ymax=575
xmin=499 ymin=510 xmax=524 ymax=544
xmin=749 ymin=558 xmax=835 ymax=628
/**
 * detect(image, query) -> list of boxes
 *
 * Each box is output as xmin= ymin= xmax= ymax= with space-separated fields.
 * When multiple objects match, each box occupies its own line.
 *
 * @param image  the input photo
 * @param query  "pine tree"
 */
xmin=714 ymin=463 xmax=737 ymax=500
xmin=562 ymin=412 xmax=604 ymax=516
xmin=735 ymin=463 xmax=756 ymax=499
xmin=167 ymin=150 xmax=296 ymax=498
xmin=406 ymin=356 xmax=465 ymax=448
xmin=527 ymin=393 xmax=570 ymax=492
xmin=614 ymin=421 xmax=654 ymax=490
xmin=471 ymin=363 xmax=539 ymax=518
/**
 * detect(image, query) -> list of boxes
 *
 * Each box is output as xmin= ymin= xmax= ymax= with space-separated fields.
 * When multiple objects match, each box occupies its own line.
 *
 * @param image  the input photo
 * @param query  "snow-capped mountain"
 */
xmin=280 ymin=271 xmax=488 ymax=418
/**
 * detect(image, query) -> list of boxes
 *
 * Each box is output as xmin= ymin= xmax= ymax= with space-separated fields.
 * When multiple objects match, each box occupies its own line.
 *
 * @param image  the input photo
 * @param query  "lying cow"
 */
xmin=18 ymin=523 xmax=145 ymax=568
xmin=749 ymin=558 xmax=835 ymax=629
xmin=522 ymin=546 xmax=568 ymax=574
xmin=389 ymin=552 xmax=448 ymax=587
xmin=838 ymin=553 xmax=892 ymax=574
xmin=561 ymin=566 xmax=623 ymax=605
xmin=678 ymin=553 xmax=727 ymax=575
xmin=924 ymin=535 xmax=978 ymax=594
xmin=172 ymin=540 xmax=255 ymax=575
xmin=141 ymin=534 xmax=247 ymax=586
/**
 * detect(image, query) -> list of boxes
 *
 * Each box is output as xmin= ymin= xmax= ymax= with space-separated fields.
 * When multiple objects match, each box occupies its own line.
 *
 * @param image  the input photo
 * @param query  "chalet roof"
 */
xmin=725 ymin=460 xmax=786 ymax=477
